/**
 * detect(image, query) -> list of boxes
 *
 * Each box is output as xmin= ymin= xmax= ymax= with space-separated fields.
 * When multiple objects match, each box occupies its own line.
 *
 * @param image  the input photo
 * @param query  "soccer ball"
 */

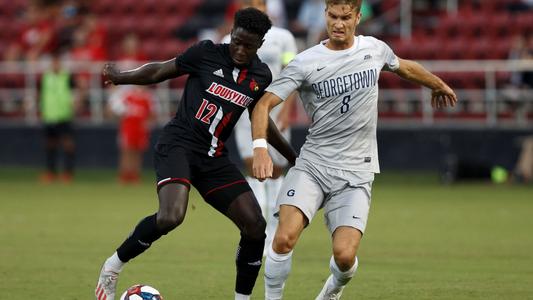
xmin=120 ymin=284 xmax=163 ymax=300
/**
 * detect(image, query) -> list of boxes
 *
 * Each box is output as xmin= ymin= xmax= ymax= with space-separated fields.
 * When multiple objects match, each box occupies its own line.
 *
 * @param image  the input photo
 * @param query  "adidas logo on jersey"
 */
xmin=213 ymin=69 xmax=224 ymax=78
xmin=364 ymin=54 xmax=372 ymax=60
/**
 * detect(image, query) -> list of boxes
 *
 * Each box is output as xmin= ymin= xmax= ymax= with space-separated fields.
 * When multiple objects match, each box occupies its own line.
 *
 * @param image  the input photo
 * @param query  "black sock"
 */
xmin=116 ymin=214 xmax=162 ymax=262
xmin=46 ymin=147 xmax=57 ymax=173
xmin=64 ymin=150 xmax=75 ymax=174
xmin=235 ymin=233 xmax=265 ymax=295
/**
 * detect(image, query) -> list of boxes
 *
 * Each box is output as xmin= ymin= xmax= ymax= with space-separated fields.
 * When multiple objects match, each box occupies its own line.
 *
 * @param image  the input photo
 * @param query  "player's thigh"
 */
xmin=324 ymin=183 xmax=372 ymax=236
xmin=275 ymin=204 xmax=307 ymax=245
xmin=153 ymin=144 xmax=192 ymax=214
xmin=193 ymin=156 xmax=253 ymax=215
xmin=276 ymin=166 xmax=324 ymax=225
xmin=226 ymin=190 xmax=266 ymax=237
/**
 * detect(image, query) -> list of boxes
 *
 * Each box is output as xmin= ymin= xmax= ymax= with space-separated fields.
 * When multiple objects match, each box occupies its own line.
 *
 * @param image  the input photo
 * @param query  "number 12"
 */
xmin=195 ymin=99 xmax=218 ymax=124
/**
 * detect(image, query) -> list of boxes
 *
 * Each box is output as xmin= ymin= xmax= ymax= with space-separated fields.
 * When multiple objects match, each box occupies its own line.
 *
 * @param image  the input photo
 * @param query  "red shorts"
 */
xmin=119 ymin=127 xmax=149 ymax=151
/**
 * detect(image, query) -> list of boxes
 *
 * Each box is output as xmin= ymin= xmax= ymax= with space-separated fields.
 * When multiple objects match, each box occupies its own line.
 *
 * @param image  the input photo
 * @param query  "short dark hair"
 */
xmin=234 ymin=7 xmax=272 ymax=38
xmin=325 ymin=0 xmax=362 ymax=12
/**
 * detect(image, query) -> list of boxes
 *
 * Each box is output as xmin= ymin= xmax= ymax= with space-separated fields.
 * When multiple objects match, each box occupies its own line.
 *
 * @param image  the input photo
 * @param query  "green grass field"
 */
xmin=1 ymin=167 xmax=532 ymax=299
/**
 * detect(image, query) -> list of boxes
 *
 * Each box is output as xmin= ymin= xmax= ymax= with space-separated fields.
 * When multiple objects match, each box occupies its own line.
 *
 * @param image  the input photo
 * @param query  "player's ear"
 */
xmin=356 ymin=12 xmax=362 ymax=25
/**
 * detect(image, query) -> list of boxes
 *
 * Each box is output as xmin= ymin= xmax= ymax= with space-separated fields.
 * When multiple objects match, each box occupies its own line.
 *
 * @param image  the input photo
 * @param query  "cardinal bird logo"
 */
xmin=250 ymin=78 xmax=259 ymax=92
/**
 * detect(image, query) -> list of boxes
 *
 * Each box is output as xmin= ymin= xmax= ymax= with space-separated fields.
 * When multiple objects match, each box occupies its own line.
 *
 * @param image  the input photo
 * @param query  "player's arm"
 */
xmin=102 ymin=59 xmax=181 ymax=86
xmin=251 ymin=92 xmax=296 ymax=181
xmin=393 ymin=58 xmax=458 ymax=108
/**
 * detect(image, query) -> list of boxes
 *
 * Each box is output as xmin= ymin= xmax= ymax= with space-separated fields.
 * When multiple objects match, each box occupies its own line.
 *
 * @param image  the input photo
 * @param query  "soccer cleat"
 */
xmin=95 ymin=265 xmax=120 ymax=300
xmin=315 ymin=275 xmax=344 ymax=300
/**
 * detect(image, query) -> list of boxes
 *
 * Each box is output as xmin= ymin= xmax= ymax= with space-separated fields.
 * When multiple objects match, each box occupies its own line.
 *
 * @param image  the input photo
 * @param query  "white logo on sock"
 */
xmin=247 ymin=260 xmax=262 ymax=266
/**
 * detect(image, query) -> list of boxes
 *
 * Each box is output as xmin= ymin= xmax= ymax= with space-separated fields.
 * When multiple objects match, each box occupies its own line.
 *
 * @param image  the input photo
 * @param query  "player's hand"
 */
xmin=252 ymin=148 xmax=273 ymax=182
xmin=431 ymin=83 xmax=457 ymax=109
xmin=102 ymin=63 xmax=120 ymax=85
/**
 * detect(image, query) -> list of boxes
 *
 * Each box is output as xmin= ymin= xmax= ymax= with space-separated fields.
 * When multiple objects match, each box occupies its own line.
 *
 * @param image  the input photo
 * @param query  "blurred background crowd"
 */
xmin=0 ymin=0 xmax=532 ymax=183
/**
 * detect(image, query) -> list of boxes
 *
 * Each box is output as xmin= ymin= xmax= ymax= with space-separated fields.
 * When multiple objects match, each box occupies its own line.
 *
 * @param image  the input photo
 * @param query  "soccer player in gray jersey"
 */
xmin=251 ymin=0 xmax=457 ymax=299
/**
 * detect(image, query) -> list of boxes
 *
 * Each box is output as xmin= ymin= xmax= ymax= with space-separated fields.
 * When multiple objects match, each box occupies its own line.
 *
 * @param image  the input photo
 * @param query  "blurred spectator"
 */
xmin=67 ymin=28 xmax=94 ymax=116
xmin=39 ymin=52 xmax=78 ymax=183
xmin=503 ymin=33 xmax=533 ymax=110
xmin=292 ymin=0 xmax=326 ymax=47
xmin=107 ymin=85 xmax=155 ymax=184
xmin=82 ymin=13 xmax=107 ymax=61
xmin=514 ymin=136 xmax=533 ymax=183
xmin=56 ymin=0 xmax=88 ymax=52
xmin=115 ymin=33 xmax=148 ymax=69
xmin=7 ymin=4 xmax=56 ymax=61
xmin=509 ymin=33 xmax=533 ymax=88
xmin=266 ymin=0 xmax=288 ymax=28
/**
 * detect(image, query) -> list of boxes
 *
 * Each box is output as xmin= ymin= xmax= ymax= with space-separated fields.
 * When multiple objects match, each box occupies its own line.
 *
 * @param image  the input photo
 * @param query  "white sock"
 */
xmin=327 ymin=256 xmax=359 ymax=294
xmin=235 ymin=292 xmax=250 ymax=300
xmin=264 ymin=246 xmax=293 ymax=300
xmin=265 ymin=176 xmax=283 ymax=248
xmin=105 ymin=252 xmax=125 ymax=273
xmin=246 ymin=176 xmax=267 ymax=218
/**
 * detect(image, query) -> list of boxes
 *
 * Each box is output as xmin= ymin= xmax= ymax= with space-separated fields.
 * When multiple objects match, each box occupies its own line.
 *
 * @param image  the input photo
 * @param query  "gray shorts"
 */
xmin=276 ymin=157 xmax=374 ymax=234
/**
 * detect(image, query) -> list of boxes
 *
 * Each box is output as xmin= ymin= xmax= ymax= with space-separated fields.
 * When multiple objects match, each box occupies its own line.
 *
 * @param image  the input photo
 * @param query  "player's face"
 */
xmin=229 ymin=27 xmax=263 ymax=66
xmin=325 ymin=4 xmax=361 ymax=48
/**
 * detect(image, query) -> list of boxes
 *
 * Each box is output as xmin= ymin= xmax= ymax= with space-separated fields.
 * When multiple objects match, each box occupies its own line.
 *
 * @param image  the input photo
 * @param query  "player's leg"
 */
xmin=197 ymin=156 xmax=266 ymax=300
xmin=41 ymin=124 xmax=58 ymax=182
xmin=515 ymin=136 xmax=533 ymax=182
xmin=118 ymin=129 xmax=136 ymax=183
xmin=315 ymin=227 xmax=361 ymax=300
xmin=264 ymin=165 xmax=284 ymax=254
xmin=266 ymin=123 xmax=291 ymax=254
xmin=315 ymin=179 xmax=373 ymax=300
xmin=96 ymin=183 xmax=189 ymax=300
xmin=59 ymin=122 xmax=75 ymax=181
xmin=234 ymin=113 xmax=268 ymax=223
xmin=95 ymin=145 xmax=191 ymax=300
xmin=264 ymin=164 xmax=324 ymax=299
xmin=226 ymin=191 xmax=267 ymax=300
xmin=264 ymin=205 xmax=306 ymax=300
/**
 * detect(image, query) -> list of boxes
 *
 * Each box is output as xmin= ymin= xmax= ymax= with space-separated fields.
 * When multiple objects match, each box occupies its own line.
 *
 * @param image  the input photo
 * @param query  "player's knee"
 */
xmin=241 ymin=216 xmax=266 ymax=240
xmin=332 ymin=247 xmax=357 ymax=271
xmin=273 ymin=232 xmax=298 ymax=253
xmin=156 ymin=211 xmax=185 ymax=233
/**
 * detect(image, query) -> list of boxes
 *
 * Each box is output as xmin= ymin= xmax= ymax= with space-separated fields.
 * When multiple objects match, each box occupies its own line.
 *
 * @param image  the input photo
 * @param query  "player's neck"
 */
xmin=325 ymin=36 xmax=355 ymax=51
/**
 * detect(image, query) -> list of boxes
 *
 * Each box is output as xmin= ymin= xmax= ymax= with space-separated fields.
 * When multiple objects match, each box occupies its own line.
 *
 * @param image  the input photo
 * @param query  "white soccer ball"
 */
xmin=119 ymin=284 xmax=163 ymax=300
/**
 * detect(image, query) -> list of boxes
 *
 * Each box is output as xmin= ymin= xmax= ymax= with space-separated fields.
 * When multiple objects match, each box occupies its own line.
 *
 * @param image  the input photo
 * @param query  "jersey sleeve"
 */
xmin=265 ymin=57 xmax=304 ymax=101
xmin=379 ymin=40 xmax=400 ymax=72
xmin=175 ymin=40 xmax=212 ymax=75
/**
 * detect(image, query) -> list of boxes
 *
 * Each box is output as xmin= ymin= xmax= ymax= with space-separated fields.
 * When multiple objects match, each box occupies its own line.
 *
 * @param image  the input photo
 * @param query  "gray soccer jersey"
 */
xmin=266 ymin=35 xmax=399 ymax=173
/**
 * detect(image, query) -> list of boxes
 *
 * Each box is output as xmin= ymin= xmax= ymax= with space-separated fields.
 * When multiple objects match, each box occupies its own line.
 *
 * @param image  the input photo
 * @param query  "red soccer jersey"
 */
xmin=112 ymin=87 xmax=154 ymax=150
